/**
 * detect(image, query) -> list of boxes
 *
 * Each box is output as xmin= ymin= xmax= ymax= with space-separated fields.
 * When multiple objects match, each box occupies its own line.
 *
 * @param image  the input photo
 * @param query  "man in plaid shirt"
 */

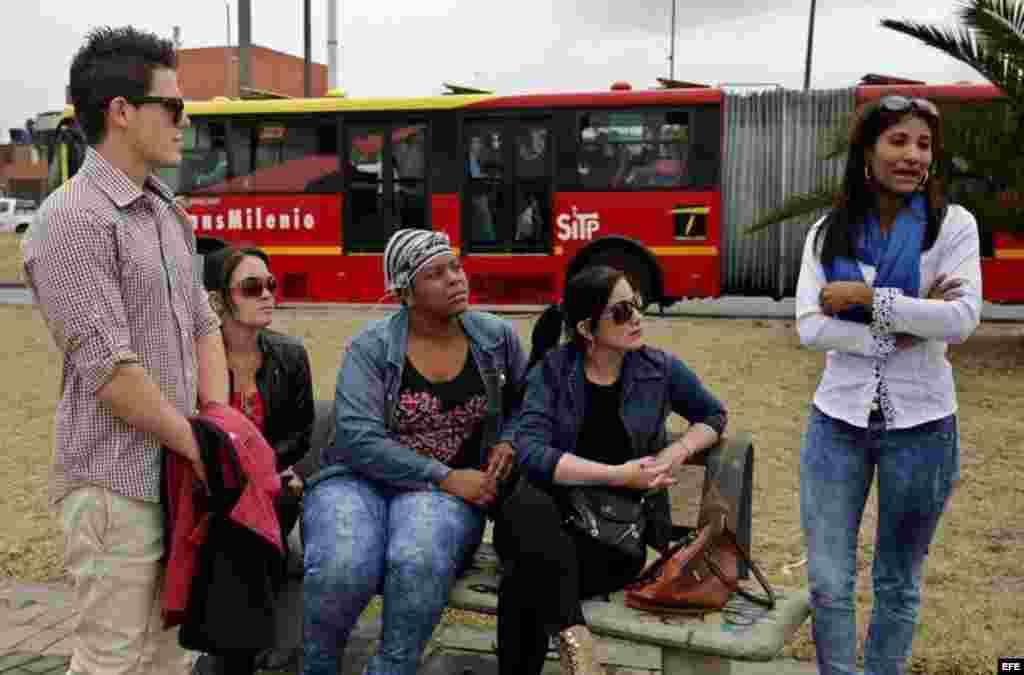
xmin=23 ymin=26 xmax=228 ymax=674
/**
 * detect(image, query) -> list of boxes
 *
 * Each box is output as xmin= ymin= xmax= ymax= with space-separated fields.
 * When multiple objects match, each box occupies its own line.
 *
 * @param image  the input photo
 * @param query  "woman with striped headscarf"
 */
xmin=300 ymin=229 xmax=528 ymax=675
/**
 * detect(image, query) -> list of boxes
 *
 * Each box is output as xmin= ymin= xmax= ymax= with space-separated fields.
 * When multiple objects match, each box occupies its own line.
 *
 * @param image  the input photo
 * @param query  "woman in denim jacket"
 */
xmin=301 ymin=229 xmax=527 ymax=675
xmin=496 ymin=265 xmax=727 ymax=675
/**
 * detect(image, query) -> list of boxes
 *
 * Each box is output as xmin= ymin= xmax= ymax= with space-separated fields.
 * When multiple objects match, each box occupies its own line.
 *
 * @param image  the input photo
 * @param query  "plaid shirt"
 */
xmin=24 ymin=148 xmax=221 ymax=505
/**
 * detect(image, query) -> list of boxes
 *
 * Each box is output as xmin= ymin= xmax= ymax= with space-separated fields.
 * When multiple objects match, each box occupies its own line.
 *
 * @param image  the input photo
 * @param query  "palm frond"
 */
xmin=744 ymin=188 xmax=838 ymax=234
xmin=880 ymin=17 xmax=1023 ymax=104
xmin=880 ymin=19 xmax=984 ymax=66
xmin=961 ymin=0 xmax=1024 ymax=73
xmin=962 ymin=0 xmax=1024 ymax=42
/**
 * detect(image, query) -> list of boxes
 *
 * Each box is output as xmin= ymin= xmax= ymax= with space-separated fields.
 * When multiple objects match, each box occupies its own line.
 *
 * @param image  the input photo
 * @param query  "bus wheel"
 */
xmin=15 ymin=223 xmax=29 ymax=235
xmin=579 ymin=248 xmax=657 ymax=310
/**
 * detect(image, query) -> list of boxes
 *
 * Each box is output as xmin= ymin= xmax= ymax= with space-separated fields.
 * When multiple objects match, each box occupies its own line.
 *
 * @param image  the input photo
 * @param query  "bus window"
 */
xmin=688 ymin=106 xmax=721 ymax=188
xmin=193 ymin=118 xmax=339 ymax=194
xmin=465 ymin=123 xmax=504 ymax=245
xmin=463 ymin=119 xmax=551 ymax=253
xmin=395 ymin=125 xmax=428 ymax=229
xmin=179 ymin=120 xmax=228 ymax=192
xmin=515 ymin=124 xmax=551 ymax=243
xmin=577 ymin=110 xmax=693 ymax=189
xmin=344 ymin=122 xmax=428 ymax=251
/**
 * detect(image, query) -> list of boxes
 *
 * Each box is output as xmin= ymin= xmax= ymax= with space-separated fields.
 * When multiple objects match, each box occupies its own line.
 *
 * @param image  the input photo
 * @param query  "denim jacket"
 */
xmin=516 ymin=344 xmax=726 ymax=549
xmin=313 ymin=308 xmax=528 ymax=491
xmin=517 ymin=344 xmax=726 ymax=483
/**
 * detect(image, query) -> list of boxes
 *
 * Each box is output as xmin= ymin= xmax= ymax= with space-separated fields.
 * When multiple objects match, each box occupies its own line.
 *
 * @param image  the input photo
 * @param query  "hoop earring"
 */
xmin=864 ymin=164 xmax=873 ymax=183
xmin=208 ymin=291 xmax=225 ymax=316
xmin=919 ymin=168 xmax=930 ymax=190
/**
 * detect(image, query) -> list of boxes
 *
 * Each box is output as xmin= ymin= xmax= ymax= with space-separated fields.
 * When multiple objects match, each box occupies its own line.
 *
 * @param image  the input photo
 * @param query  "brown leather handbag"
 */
xmin=624 ymin=485 xmax=775 ymax=615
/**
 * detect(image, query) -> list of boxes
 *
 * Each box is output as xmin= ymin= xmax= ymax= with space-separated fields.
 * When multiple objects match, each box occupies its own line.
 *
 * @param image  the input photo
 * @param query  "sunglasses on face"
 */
xmin=601 ymin=294 xmax=645 ymax=324
xmin=877 ymin=95 xmax=940 ymax=119
xmin=232 ymin=275 xmax=278 ymax=298
xmin=110 ymin=96 xmax=186 ymax=125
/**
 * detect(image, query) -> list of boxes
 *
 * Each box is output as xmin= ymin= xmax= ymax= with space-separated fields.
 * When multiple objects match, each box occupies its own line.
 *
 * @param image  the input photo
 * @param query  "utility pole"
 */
xmin=803 ymin=0 xmax=817 ymax=91
xmin=238 ymin=0 xmax=251 ymax=98
xmin=225 ymin=1 xmax=232 ymax=97
xmin=303 ymin=0 xmax=312 ymax=97
xmin=668 ymin=0 xmax=676 ymax=82
xmin=328 ymin=0 xmax=340 ymax=90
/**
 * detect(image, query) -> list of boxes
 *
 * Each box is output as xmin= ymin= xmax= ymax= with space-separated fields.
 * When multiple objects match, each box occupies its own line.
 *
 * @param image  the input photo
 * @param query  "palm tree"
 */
xmin=746 ymin=0 xmax=1024 ymax=238
xmin=884 ymin=0 xmax=1023 ymax=110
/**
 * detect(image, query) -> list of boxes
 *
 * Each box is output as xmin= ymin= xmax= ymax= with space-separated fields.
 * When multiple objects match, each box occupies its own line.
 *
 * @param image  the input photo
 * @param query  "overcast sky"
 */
xmin=2 ymin=1 xmax=984 ymax=139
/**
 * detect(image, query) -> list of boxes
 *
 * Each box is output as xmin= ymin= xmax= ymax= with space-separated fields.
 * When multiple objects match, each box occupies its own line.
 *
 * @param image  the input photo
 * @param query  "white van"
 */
xmin=0 ymin=198 xmax=37 ymax=234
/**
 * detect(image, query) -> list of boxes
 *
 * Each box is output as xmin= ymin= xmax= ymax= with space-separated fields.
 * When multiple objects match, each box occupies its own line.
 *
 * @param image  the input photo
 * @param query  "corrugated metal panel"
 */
xmin=721 ymin=88 xmax=854 ymax=297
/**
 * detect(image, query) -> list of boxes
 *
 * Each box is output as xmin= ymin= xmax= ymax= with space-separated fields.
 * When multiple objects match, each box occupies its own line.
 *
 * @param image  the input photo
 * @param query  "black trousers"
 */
xmin=216 ymin=652 xmax=256 ymax=675
xmin=493 ymin=480 xmax=646 ymax=675
xmin=205 ymin=496 xmax=300 ymax=675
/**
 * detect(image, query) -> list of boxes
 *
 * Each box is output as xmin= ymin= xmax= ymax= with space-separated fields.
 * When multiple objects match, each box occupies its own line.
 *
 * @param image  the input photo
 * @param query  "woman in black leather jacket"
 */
xmin=200 ymin=244 xmax=315 ymax=674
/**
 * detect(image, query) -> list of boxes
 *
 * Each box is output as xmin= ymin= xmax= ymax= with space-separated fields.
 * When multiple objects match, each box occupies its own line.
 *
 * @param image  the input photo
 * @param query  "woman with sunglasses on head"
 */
xmin=495 ymin=265 xmax=727 ymax=675
xmin=795 ymin=96 xmax=981 ymax=675
xmin=199 ymin=244 xmax=315 ymax=675
xmin=301 ymin=229 xmax=527 ymax=675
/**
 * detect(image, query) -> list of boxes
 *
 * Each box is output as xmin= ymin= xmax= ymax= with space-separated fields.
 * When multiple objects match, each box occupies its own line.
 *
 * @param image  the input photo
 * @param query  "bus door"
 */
xmin=342 ymin=119 xmax=429 ymax=252
xmin=461 ymin=117 xmax=554 ymax=254
xmin=44 ymin=121 xmax=87 ymax=199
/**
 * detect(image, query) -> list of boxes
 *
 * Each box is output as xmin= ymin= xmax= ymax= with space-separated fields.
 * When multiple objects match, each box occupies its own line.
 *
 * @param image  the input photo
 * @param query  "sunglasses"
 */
xmin=601 ymin=294 xmax=645 ymax=324
xmin=232 ymin=275 xmax=278 ymax=298
xmin=110 ymin=96 xmax=186 ymax=125
xmin=877 ymin=95 xmax=940 ymax=119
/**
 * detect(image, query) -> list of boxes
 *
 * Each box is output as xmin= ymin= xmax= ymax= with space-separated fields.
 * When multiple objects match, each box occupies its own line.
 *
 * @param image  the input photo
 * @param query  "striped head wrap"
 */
xmin=383 ymin=229 xmax=455 ymax=295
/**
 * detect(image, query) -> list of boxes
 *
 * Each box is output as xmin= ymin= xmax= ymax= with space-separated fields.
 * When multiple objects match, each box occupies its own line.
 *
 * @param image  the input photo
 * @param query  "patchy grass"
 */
xmin=1 ymin=305 xmax=1021 ymax=673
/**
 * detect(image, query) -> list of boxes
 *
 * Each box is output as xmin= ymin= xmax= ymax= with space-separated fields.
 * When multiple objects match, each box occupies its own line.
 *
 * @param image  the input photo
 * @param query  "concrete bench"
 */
xmin=274 ymin=401 xmax=810 ymax=675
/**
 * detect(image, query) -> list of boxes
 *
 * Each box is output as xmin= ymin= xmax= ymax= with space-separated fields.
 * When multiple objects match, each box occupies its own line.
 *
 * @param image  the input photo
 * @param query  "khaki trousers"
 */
xmin=60 ymin=486 xmax=190 ymax=675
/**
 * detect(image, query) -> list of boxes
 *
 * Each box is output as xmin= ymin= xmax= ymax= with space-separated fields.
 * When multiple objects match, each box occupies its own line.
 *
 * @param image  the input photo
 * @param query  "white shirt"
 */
xmin=795 ymin=205 xmax=982 ymax=429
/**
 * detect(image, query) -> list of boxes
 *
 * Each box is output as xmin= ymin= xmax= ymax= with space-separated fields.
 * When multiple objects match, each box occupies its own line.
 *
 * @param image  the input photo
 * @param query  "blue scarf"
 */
xmin=824 ymin=194 xmax=927 ymax=324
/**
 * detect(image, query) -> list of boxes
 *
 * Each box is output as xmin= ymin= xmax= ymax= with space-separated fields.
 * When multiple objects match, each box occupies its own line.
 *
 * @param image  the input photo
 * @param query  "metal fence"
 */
xmin=720 ymin=88 xmax=854 ymax=297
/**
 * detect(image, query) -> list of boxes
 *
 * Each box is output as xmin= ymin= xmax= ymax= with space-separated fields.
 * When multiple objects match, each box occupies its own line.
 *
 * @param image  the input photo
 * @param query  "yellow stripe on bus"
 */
xmin=60 ymin=95 xmax=494 ymax=122
xmin=994 ymin=249 xmax=1024 ymax=259
xmin=184 ymin=95 xmax=493 ymax=116
xmin=651 ymin=246 xmax=719 ymax=256
xmin=262 ymin=246 xmax=343 ymax=256
xmin=669 ymin=207 xmax=711 ymax=215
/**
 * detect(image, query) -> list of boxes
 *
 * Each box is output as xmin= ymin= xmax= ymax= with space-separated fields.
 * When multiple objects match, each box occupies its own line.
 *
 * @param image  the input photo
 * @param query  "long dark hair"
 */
xmin=527 ymin=265 xmax=626 ymax=371
xmin=816 ymin=101 xmax=947 ymax=266
xmin=203 ymin=244 xmax=270 ymax=316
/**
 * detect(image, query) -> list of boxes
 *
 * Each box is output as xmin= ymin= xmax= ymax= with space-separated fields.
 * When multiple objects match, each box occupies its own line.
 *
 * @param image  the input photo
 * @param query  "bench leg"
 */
xmin=662 ymin=647 xmax=731 ymax=675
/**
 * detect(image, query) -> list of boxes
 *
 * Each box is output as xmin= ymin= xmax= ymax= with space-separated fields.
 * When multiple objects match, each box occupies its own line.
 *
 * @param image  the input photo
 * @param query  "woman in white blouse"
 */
xmin=795 ymin=96 xmax=981 ymax=675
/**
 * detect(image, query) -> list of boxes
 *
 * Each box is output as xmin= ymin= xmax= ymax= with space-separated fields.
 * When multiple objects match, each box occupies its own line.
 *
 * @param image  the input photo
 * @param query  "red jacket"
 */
xmin=162 ymin=402 xmax=284 ymax=628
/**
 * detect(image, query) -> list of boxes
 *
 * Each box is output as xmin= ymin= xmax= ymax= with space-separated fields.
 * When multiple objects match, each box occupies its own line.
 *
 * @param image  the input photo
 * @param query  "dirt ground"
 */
xmin=0 ymin=233 xmax=25 ymax=284
xmin=0 ymin=300 xmax=1021 ymax=672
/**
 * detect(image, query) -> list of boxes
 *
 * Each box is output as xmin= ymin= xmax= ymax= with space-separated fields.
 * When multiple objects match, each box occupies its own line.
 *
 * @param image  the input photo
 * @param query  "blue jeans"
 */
xmin=800 ymin=406 xmax=959 ymax=675
xmin=301 ymin=475 xmax=485 ymax=675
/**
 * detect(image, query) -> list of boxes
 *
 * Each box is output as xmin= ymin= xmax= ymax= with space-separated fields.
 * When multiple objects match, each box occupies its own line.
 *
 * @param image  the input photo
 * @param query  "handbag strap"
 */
xmin=703 ymin=528 xmax=776 ymax=609
xmin=629 ymin=520 xmax=715 ymax=587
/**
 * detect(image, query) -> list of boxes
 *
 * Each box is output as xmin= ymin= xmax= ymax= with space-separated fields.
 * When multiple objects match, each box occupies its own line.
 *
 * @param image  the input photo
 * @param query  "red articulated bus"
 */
xmin=45 ymin=81 xmax=1022 ymax=305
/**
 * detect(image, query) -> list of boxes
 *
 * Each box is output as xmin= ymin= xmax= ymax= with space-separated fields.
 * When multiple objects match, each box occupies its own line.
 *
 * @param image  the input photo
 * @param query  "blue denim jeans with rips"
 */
xmin=800 ymin=406 xmax=959 ymax=675
xmin=301 ymin=475 xmax=485 ymax=675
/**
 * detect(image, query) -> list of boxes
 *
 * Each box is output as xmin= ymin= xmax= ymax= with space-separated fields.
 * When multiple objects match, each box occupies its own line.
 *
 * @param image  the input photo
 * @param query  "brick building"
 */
xmin=177 ymin=45 xmax=328 ymax=100
xmin=0 ymin=144 xmax=47 ymax=201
